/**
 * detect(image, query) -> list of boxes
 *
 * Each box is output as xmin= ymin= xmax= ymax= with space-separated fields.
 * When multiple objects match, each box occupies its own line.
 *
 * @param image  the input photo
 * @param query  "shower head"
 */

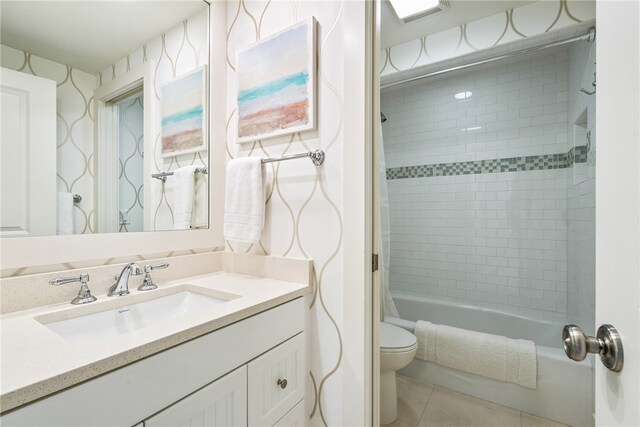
xmin=381 ymin=112 xmax=387 ymax=123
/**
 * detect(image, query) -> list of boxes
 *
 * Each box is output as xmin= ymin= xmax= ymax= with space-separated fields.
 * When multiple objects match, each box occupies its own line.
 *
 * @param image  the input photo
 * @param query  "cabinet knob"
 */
xmin=277 ymin=379 xmax=288 ymax=389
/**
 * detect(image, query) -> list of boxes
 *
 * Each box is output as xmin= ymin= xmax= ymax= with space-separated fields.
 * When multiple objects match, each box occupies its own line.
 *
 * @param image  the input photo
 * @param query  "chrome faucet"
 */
xmin=108 ymin=263 xmax=143 ymax=297
xmin=49 ymin=273 xmax=97 ymax=305
xmin=138 ymin=262 xmax=170 ymax=291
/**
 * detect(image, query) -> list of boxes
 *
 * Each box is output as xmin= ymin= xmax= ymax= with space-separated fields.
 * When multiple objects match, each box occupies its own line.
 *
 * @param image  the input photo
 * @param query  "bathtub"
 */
xmin=387 ymin=292 xmax=594 ymax=427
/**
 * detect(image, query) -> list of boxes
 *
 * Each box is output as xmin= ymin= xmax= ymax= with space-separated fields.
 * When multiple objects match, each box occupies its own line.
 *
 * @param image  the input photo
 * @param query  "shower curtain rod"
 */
xmin=380 ymin=27 xmax=595 ymax=90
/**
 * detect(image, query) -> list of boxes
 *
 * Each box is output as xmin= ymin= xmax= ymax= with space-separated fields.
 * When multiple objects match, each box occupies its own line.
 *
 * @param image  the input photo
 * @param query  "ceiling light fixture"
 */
xmin=389 ymin=0 xmax=450 ymax=23
xmin=454 ymin=91 xmax=473 ymax=100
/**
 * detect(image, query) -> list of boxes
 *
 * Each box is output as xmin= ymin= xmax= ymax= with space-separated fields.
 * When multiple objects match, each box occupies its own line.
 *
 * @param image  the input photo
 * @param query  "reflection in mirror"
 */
xmin=0 ymin=1 xmax=210 ymax=237
xmin=118 ymin=92 xmax=145 ymax=232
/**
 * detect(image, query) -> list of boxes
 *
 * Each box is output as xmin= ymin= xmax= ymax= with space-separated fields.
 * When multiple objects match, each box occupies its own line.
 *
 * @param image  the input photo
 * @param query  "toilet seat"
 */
xmin=380 ymin=322 xmax=417 ymax=353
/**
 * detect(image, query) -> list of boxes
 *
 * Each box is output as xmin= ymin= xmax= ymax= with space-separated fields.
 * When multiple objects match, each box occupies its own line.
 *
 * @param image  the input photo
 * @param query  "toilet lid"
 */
xmin=380 ymin=322 xmax=417 ymax=350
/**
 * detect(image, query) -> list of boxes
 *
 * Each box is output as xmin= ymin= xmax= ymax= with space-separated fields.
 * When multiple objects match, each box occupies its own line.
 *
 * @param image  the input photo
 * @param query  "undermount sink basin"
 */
xmin=38 ymin=289 xmax=235 ymax=345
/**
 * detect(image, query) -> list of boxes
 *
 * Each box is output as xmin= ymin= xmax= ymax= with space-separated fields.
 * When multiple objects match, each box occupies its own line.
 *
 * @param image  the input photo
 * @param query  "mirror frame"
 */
xmin=1 ymin=3 xmax=227 ymax=272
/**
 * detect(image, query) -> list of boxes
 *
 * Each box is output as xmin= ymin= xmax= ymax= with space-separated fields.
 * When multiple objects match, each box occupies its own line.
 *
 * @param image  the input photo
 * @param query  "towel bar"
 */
xmin=152 ymin=167 xmax=208 ymax=182
xmin=261 ymin=149 xmax=325 ymax=166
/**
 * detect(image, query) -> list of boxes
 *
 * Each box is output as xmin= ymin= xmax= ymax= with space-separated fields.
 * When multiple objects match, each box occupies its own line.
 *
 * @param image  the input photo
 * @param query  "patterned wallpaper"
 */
xmin=380 ymin=0 xmax=595 ymax=79
xmin=225 ymin=1 xmax=345 ymax=425
xmin=0 ymin=44 xmax=96 ymax=234
xmin=100 ymin=8 xmax=209 ymax=231
xmin=118 ymin=94 xmax=144 ymax=232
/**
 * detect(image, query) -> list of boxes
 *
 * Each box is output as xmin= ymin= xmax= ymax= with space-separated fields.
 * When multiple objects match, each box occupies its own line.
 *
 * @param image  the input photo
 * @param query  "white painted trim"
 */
xmin=343 ymin=1 xmax=374 ymax=425
xmin=371 ymin=1 xmax=382 ymax=425
xmin=209 ymin=0 xmax=226 ymax=240
xmin=0 ymin=3 xmax=226 ymax=272
xmin=94 ymin=65 xmax=149 ymax=233
xmin=94 ymin=64 xmax=156 ymax=233
xmin=143 ymin=60 xmax=156 ymax=232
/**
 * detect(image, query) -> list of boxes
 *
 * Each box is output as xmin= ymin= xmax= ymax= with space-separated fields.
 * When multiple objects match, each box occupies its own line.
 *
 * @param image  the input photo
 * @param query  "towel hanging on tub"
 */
xmin=223 ymin=157 xmax=264 ymax=243
xmin=414 ymin=320 xmax=537 ymax=389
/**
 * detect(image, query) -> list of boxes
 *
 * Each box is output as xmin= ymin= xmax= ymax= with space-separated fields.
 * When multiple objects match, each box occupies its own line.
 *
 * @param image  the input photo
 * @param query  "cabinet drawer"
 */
xmin=273 ymin=399 xmax=306 ymax=427
xmin=144 ymin=366 xmax=247 ymax=427
xmin=248 ymin=333 xmax=305 ymax=426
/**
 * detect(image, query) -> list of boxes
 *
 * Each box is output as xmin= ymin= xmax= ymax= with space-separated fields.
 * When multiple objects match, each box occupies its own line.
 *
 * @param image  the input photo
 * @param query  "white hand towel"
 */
xmin=57 ymin=192 xmax=74 ymax=235
xmin=224 ymin=157 xmax=264 ymax=243
xmin=191 ymin=169 xmax=208 ymax=228
xmin=173 ymin=166 xmax=199 ymax=230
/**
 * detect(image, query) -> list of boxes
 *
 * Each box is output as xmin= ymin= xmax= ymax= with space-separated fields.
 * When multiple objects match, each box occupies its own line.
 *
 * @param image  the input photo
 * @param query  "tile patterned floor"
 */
xmin=383 ymin=375 xmax=570 ymax=427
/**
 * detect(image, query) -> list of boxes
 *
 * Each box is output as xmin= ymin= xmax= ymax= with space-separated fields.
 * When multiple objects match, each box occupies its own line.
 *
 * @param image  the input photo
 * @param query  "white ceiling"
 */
xmin=0 ymin=1 xmax=207 ymax=74
xmin=381 ymin=0 xmax=536 ymax=49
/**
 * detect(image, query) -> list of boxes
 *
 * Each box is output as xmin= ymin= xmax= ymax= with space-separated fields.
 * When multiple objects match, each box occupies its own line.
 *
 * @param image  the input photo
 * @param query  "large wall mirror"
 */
xmin=1 ymin=0 xmax=210 ymax=237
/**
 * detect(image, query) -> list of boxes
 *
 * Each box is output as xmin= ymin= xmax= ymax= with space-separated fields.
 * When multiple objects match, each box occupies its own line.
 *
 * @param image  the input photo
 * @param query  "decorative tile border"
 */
xmin=387 ymin=146 xmax=589 ymax=180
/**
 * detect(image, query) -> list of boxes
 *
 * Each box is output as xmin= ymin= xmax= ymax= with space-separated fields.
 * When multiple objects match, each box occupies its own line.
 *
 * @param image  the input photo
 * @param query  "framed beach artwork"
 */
xmin=236 ymin=18 xmax=317 ymax=144
xmin=160 ymin=66 xmax=207 ymax=157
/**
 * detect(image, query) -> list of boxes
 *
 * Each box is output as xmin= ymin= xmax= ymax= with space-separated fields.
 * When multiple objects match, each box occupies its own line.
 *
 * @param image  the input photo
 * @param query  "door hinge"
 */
xmin=372 ymin=253 xmax=379 ymax=272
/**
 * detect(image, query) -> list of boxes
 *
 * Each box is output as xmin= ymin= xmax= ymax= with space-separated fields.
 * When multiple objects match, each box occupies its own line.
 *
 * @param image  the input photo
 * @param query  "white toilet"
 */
xmin=379 ymin=322 xmax=418 ymax=425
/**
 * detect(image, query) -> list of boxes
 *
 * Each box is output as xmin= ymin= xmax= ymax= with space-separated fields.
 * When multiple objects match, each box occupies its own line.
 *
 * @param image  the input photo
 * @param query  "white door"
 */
xmin=592 ymin=2 xmax=640 ymax=425
xmin=144 ymin=366 xmax=247 ymax=427
xmin=0 ymin=67 xmax=56 ymax=237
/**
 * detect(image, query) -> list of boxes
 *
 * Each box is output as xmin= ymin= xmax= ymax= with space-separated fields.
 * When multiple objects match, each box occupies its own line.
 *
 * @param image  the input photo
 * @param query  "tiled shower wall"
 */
xmin=382 ymin=46 xmax=595 ymax=322
xmin=382 ymin=49 xmax=570 ymax=167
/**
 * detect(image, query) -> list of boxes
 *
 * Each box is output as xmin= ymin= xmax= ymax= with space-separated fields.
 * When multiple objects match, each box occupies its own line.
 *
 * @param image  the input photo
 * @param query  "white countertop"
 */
xmin=0 ymin=272 xmax=310 ymax=413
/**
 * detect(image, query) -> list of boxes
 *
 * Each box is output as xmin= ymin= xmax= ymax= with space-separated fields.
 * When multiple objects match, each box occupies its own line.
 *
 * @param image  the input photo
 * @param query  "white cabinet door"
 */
xmin=248 ymin=333 xmax=305 ymax=426
xmin=273 ymin=400 xmax=306 ymax=427
xmin=0 ymin=67 xmax=56 ymax=237
xmin=594 ymin=2 xmax=640 ymax=425
xmin=144 ymin=367 xmax=247 ymax=427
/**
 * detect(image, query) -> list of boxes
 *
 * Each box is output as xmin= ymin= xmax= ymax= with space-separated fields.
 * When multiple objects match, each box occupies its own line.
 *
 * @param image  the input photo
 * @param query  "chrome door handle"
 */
xmin=562 ymin=324 xmax=623 ymax=372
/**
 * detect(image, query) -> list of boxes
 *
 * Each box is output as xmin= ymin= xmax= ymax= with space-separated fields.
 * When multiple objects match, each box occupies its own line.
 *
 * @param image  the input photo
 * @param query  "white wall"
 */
xmin=1 ymin=45 xmax=96 ymax=235
xmin=224 ymin=1 xmax=371 ymax=424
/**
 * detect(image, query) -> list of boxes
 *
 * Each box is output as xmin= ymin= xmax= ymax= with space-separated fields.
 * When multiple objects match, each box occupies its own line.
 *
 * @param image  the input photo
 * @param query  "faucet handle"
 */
xmin=144 ymin=262 xmax=169 ymax=273
xmin=138 ymin=263 xmax=169 ymax=291
xmin=50 ymin=273 xmax=89 ymax=286
xmin=49 ymin=273 xmax=97 ymax=305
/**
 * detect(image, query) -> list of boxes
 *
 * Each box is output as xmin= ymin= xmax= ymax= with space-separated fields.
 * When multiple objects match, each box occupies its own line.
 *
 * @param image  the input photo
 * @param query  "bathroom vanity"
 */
xmin=0 ymin=255 xmax=311 ymax=427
